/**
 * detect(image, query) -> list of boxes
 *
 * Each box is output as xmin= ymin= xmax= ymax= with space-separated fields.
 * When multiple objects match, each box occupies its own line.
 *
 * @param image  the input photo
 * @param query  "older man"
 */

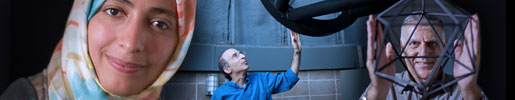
xmin=361 ymin=14 xmax=487 ymax=100
xmin=211 ymin=31 xmax=302 ymax=100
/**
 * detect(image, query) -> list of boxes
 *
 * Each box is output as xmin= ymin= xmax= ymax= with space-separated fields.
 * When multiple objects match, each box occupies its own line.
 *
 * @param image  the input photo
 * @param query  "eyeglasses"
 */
xmin=232 ymin=51 xmax=246 ymax=58
xmin=239 ymin=51 xmax=246 ymax=55
xmin=224 ymin=51 xmax=247 ymax=68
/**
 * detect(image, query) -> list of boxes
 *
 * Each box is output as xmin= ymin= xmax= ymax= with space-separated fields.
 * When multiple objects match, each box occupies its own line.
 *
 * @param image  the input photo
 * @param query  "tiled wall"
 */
xmin=161 ymin=70 xmax=342 ymax=100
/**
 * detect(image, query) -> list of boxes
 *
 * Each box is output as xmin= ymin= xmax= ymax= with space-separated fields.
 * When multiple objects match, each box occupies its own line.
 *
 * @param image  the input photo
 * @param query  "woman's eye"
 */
xmin=105 ymin=8 xmax=120 ymax=16
xmin=152 ymin=21 xmax=169 ymax=30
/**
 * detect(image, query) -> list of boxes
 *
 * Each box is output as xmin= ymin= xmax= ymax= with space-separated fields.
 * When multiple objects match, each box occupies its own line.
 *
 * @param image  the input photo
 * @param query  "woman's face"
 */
xmin=88 ymin=0 xmax=178 ymax=96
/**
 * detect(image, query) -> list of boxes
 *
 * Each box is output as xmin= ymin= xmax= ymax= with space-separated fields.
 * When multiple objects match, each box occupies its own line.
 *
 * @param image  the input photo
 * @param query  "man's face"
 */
xmin=401 ymin=25 xmax=444 ymax=83
xmin=87 ymin=0 xmax=178 ymax=96
xmin=221 ymin=49 xmax=249 ymax=74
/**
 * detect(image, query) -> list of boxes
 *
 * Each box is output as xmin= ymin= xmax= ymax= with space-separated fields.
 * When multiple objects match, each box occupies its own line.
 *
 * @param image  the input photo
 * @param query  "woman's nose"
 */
xmin=118 ymin=18 xmax=146 ymax=53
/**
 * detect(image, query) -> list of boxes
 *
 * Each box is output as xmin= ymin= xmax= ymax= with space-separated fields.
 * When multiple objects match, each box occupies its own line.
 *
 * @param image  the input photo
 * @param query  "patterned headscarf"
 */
xmin=38 ymin=0 xmax=197 ymax=99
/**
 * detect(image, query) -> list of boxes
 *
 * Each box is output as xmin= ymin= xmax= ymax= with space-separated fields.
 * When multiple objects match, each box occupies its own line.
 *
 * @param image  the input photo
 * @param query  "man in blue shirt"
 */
xmin=211 ymin=31 xmax=302 ymax=100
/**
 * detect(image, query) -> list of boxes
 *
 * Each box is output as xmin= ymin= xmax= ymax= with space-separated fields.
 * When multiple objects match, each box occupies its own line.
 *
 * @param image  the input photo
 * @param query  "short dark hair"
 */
xmin=218 ymin=49 xmax=231 ymax=80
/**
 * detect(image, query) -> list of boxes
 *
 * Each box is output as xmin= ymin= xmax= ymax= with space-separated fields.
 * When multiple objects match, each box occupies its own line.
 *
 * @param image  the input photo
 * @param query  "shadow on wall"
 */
xmin=0 ymin=0 xmax=73 ymax=93
xmin=0 ymin=0 xmax=12 ymax=93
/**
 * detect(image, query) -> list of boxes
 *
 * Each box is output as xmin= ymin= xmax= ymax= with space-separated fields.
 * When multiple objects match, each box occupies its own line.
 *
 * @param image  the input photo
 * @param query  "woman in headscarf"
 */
xmin=1 ymin=0 xmax=196 ymax=99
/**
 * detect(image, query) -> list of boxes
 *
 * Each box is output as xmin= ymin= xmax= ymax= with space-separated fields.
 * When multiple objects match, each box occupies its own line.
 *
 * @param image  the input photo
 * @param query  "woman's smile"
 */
xmin=106 ymin=54 xmax=144 ymax=73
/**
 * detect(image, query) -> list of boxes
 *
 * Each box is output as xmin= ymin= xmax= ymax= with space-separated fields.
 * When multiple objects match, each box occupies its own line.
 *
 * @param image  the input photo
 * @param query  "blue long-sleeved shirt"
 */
xmin=211 ymin=69 xmax=299 ymax=100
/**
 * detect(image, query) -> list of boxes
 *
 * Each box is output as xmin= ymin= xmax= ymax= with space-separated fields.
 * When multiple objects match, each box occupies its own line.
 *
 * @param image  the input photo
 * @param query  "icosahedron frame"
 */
xmin=373 ymin=0 xmax=478 ymax=98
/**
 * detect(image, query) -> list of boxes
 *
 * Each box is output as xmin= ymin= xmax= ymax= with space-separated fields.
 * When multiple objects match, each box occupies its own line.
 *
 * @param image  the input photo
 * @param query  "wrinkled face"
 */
xmin=401 ymin=25 xmax=444 ymax=83
xmin=88 ymin=0 xmax=178 ymax=96
xmin=221 ymin=49 xmax=249 ymax=75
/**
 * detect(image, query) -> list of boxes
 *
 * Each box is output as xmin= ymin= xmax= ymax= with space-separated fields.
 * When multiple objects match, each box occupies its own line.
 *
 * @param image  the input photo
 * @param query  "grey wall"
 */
xmin=0 ymin=0 xmax=72 ymax=94
xmin=181 ymin=0 xmax=364 ymax=71
xmin=162 ymin=70 xmax=344 ymax=100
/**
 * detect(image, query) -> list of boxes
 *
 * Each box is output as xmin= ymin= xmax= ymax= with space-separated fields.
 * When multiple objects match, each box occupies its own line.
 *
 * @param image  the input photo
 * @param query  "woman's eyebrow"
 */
xmin=109 ymin=0 xmax=133 ymax=7
xmin=149 ymin=8 xmax=176 ymax=17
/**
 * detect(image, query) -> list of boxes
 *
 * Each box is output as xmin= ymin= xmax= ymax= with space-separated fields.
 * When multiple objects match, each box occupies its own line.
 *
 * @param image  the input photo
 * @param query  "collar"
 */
xmin=398 ymin=71 xmax=454 ymax=95
xmin=225 ymin=76 xmax=250 ymax=89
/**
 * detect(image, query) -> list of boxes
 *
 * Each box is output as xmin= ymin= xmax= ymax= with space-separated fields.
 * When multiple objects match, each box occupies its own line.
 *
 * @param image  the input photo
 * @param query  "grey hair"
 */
xmin=218 ymin=49 xmax=232 ymax=80
xmin=400 ymin=15 xmax=445 ymax=46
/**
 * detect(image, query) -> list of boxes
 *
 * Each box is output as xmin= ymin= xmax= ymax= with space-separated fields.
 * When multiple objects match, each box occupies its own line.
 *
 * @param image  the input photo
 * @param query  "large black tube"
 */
xmin=274 ymin=0 xmax=290 ymax=12
xmin=261 ymin=0 xmax=397 ymax=36
xmin=287 ymin=0 xmax=376 ymax=21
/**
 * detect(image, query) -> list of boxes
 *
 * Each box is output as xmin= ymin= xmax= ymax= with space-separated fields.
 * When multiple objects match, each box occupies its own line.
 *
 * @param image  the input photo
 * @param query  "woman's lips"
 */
xmin=107 ymin=55 xmax=144 ymax=73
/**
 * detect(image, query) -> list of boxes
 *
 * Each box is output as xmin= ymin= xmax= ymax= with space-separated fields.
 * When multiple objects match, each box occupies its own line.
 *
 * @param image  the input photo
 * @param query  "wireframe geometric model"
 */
xmin=373 ymin=0 xmax=477 ymax=98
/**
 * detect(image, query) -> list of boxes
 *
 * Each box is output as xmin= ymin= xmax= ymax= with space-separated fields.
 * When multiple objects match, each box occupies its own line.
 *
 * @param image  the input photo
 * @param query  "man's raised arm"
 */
xmin=289 ymin=30 xmax=301 ymax=75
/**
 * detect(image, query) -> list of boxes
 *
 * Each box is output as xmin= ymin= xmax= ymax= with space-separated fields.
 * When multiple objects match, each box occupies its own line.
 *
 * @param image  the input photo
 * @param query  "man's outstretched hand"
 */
xmin=290 ymin=30 xmax=301 ymax=75
xmin=454 ymin=14 xmax=483 ymax=100
xmin=291 ymin=30 xmax=302 ymax=53
xmin=365 ymin=15 xmax=396 ymax=100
